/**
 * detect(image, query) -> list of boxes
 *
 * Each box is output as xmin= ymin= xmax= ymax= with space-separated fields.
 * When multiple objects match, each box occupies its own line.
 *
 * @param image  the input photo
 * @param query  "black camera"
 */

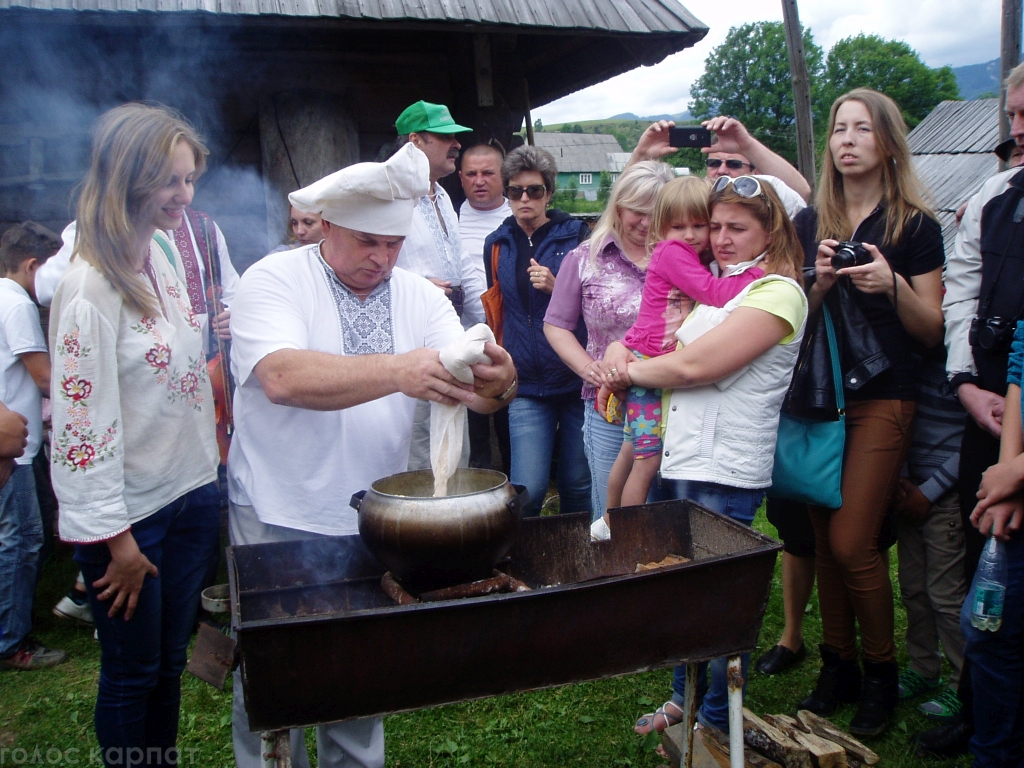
xmin=450 ymin=285 xmax=465 ymax=317
xmin=831 ymin=241 xmax=872 ymax=270
xmin=970 ymin=316 xmax=1016 ymax=353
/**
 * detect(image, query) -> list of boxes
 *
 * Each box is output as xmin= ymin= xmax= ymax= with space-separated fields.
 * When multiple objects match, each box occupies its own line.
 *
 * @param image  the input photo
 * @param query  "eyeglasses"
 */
xmin=506 ymin=184 xmax=548 ymax=200
xmin=711 ymin=175 xmax=765 ymax=200
xmin=706 ymin=158 xmax=753 ymax=170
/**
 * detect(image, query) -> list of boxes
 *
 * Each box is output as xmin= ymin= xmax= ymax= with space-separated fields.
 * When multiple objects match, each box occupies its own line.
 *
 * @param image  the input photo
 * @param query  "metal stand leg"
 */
xmin=727 ymin=655 xmax=744 ymax=768
xmin=261 ymin=730 xmax=292 ymax=768
xmin=679 ymin=662 xmax=699 ymax=768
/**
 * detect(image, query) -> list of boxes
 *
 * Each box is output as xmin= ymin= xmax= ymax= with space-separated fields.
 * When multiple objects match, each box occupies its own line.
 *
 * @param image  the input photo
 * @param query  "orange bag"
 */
xmin=480 ymin=243 xmax=504 ymax=345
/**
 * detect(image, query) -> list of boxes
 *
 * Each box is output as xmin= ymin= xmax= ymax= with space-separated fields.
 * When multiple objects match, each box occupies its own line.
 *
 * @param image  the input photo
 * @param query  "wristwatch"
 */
xmin=494 ymin=378 xmax=518 ymax=403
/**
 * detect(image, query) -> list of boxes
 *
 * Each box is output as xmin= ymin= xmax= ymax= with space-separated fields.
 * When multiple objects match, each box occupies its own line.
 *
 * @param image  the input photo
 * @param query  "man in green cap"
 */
xmin=395 ymin=101 xmax=488 ymax=470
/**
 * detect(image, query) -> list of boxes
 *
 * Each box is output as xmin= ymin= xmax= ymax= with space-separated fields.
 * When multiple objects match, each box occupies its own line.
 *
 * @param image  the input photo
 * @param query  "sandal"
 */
xmin=634 ymin=700 xmax=684 ymax=735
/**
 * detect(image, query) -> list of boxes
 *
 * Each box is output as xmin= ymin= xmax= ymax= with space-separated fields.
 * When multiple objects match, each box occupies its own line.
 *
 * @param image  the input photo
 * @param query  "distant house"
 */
xmin=908 ymin=99 xmax=1002 ymax=257
xmin=533 ymin=133 xmax=633 ymax=200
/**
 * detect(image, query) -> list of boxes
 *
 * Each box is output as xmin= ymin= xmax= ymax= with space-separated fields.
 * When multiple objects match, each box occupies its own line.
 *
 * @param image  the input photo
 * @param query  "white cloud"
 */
xmin=533 ymin=0 xmax=1002 ymax=124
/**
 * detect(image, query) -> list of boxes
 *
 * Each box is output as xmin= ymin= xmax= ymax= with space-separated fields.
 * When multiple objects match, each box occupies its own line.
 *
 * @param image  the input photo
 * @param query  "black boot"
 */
xmin=915 ymin=712 xmax=972 ymax=759
xmin=797 ymin=645 xmax=862 ymax=716
xmin=849 ymin=659 xmax=898 ymax=736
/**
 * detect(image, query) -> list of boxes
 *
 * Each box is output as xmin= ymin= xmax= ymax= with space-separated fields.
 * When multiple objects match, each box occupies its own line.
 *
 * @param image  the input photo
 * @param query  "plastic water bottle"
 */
xmin=971 ymin=536 xmax=1008 ymax=632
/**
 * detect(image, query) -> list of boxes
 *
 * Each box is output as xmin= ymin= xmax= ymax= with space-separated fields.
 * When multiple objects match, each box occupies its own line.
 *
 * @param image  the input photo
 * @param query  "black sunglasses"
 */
xmin=706 ymin=158 xmax=753 ymax=170
xmin=506 ymin=184 xmax=548 ymax=200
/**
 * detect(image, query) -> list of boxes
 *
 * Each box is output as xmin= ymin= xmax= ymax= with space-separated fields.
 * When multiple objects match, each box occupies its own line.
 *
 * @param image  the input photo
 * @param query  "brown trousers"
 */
xmin=809 ymin=399 xmax=916 ymax=663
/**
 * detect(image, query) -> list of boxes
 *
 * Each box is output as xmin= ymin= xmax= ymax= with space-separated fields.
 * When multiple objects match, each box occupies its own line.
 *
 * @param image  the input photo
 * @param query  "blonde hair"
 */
xmin=710 ymin=180 xmax=803 ymax=286
xmin=649 ymin=176 xmax=711 ymax=249
xmin=815 ymin=88 xmax=934 ymax=246
xmin=588 ymin=161 xmax=674 ymax=262
xmin=1007 ymin=62 xmax=1024 ymax=92
xmin=76 ymin=103 xmax=208 ymax=316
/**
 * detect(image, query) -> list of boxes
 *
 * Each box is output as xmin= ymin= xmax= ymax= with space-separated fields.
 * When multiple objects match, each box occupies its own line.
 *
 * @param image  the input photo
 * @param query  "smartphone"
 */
xmin=668 ymin=126 xmax=713 ymax=148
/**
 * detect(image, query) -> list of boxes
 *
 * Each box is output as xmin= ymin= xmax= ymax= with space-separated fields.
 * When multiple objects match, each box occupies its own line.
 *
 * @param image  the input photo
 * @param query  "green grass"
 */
xmin=1 ymin=511 xmax=972 ymax=767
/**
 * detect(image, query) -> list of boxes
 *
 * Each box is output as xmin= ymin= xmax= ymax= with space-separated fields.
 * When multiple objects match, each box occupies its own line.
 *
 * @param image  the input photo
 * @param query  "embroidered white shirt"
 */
xmin=49 ymin=235 xmax=218 ymax=543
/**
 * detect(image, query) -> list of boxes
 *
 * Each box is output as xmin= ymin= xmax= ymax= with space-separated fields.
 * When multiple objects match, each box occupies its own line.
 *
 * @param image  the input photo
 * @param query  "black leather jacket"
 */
xmin=784 ymin=269 xmax=891 ymax=419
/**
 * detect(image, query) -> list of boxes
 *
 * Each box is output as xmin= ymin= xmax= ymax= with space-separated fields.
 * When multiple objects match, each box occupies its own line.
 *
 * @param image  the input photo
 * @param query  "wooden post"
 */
xmin=781 ymin=0 xmax=816 ymax=190
xmin=1000 ymin=0 xmax=1023 ymax=146
xmin=523 ymin=79 xmax=535 ymax=146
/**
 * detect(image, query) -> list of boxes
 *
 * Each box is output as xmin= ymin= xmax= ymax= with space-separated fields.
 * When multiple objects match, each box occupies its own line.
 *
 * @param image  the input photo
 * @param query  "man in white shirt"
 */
xmin=395 ymin=101 xmax=489 ymax=469
xmin=457 ymin=143 xmax=513 ymax=473
xmin=227 ymin=142 xmax=517 ymax=768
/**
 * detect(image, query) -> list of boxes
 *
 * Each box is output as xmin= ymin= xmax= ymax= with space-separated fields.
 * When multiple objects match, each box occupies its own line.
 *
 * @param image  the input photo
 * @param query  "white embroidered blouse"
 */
xmin=49 ymin=233 xmax=219 ymax=543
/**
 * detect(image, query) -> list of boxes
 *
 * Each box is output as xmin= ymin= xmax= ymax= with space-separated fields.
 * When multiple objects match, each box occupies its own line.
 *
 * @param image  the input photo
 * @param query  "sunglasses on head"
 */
xmin=711 ymin=175 xmax=765 ymax=200
xmin=706 ymin=158 xmax=752 ymax=170
xmin=506 ymin=184 xmax=548 ymax=200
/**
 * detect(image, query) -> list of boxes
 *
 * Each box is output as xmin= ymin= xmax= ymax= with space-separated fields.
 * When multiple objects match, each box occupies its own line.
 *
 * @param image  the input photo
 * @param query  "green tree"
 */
xmin=690 ymin=21 xmax=825 ymax=164
xmin=597 ymin=171 xmax=613 ymax=204
xmin=819 ymin=35 xmax=961 ymax=129
xmin=534 ymin=118 xmax=543 ymax=132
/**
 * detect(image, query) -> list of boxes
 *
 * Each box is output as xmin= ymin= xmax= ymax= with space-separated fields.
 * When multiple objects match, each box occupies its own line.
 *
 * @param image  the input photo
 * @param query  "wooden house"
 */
xmin=532 ymin=132 xmax=632 ymax=200
xmin=0 ymin=0 xmax=707 ymax=268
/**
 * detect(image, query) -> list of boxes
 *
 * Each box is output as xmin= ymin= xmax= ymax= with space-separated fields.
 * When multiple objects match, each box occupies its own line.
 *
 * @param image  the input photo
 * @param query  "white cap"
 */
xmin=288 ymin=143 xmax=430 ymax=237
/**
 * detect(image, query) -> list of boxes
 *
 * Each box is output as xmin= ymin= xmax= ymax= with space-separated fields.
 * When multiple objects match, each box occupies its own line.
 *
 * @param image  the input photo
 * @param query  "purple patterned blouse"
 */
xmin=544 ymin=237 xmax=646 ymax=400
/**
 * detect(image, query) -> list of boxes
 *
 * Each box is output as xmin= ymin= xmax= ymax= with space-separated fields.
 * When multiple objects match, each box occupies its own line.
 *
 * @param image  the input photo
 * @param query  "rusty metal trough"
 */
xmin=228 ymin=499 xmax=780 ymax=733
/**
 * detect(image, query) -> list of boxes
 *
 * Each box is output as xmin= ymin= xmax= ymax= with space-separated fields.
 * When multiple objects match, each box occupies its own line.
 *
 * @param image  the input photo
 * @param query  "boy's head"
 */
xmin=0 ymin=221 xmax=62 ymax=297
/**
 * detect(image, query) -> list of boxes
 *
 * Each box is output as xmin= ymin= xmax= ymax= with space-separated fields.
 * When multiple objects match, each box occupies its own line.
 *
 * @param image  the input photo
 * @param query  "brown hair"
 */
xmin=649 ymin=176 xmax=711 ymax=249
xmin=0 ymin=221 xmax=62 ymax=273
xmin=815 ymin=88 xmax=934 ymax=246
xmin=75 ymin=103 xmax=208 ymax=316
xmin=710 ymin=180 xmax=803 ymax=286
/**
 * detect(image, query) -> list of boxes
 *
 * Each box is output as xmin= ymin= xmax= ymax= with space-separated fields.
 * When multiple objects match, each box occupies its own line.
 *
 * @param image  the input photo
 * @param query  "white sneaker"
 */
xmin=590 ymin=517 xmax=611 ymax=541
xmin=53 ymin=594 xmax=94 ymax=626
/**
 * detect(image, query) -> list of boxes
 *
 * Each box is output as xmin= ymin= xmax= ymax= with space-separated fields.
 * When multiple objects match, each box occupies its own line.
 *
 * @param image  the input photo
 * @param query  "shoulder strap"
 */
xmin=822 ymin=305 xmax=845 ymax=412
xmin=489 ymin=243 xmax=501 ymax=289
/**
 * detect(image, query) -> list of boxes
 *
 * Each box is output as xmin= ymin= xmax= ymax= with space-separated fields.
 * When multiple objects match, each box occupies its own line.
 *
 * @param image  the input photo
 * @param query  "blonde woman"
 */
xmin=794 ymin=88 xmax=944 ymax=736
xmin=49 ymin=103 xmax=219 ymax=765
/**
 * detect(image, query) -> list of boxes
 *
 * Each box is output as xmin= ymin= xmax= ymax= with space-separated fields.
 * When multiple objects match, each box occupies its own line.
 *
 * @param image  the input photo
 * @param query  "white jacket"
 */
xmin=661 ymin=275 xmax=807 ymax=489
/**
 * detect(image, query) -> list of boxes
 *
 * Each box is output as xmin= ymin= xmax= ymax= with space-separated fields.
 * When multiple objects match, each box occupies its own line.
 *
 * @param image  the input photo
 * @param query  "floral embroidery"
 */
xmin=131 ymin=315 xmax=206 ymax=407
xmin=53 ymin=326 xmax=117 ymax=472
xmin=145 ymin=345 xmax=171 ymax=370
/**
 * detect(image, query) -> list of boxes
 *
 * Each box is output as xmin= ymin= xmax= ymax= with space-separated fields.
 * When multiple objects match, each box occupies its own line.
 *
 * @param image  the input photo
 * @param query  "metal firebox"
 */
xmin=228 ymin=499 xmax=780 ymax=732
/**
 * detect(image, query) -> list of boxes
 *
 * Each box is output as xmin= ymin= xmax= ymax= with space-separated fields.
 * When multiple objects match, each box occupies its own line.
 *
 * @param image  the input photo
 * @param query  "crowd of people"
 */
xmin=0 ymin=70 xmax=1022 ymax=768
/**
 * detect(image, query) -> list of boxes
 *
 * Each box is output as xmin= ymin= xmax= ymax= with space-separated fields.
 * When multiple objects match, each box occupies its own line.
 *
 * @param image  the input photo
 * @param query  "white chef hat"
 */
xmin=288 ymin=143 xmax=430 ymax=236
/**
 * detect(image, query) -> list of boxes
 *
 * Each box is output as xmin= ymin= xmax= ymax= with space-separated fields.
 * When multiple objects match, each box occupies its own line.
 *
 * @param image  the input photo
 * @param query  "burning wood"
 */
xmin=381 ymin=570 xmax=531 ymax=605
xmin=635 ymin=553 xmax=690 ymax=572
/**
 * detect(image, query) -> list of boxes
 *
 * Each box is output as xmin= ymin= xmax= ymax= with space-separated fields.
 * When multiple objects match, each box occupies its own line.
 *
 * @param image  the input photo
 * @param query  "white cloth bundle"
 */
xmin=431 ymin=323 xmax=495 ymax=496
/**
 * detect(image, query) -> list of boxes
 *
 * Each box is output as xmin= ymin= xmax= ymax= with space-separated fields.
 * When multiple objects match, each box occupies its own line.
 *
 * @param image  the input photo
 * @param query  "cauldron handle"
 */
xmin=509 ymin=484 xmax=529 ymax=517
xmin=349 ymin=490 xmax=367 ymax=511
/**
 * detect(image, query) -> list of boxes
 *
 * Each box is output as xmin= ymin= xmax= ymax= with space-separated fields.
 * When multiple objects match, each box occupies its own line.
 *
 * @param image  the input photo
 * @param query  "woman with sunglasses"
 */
xmin=483 ymin=145 xmax=591 ymax=516
xmin=544 ymin=160 xmax=675 ymax=517
xmin=609 ymin=173 xmax=806 ymax=736
xmin=793 ymin=88 xmax=944 ymax=736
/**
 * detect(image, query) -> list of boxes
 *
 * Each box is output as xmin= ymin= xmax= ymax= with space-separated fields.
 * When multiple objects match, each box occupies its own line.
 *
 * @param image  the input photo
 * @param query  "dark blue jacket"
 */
xmin=484 ymin=210 xmax=588 ymax=397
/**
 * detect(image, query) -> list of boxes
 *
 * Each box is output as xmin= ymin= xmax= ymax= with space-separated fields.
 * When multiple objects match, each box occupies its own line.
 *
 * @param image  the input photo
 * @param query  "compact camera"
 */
xmin=970 ymin=315 xmax=1016 ymax=353
xmin=450 ymin=285 xmax=465 ymax=317
xmin=831 ymin=241 xmax=872 ymax=271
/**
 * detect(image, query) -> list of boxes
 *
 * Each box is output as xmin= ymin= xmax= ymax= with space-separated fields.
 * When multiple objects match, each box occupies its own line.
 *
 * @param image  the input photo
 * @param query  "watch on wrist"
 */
xmin=494 ymin=377 xmax=517 ymax=403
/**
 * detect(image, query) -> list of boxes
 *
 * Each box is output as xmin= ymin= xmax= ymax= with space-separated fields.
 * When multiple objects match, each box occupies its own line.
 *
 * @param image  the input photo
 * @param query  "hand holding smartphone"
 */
xmin=668 ymin=126 xmax=713 ymax=148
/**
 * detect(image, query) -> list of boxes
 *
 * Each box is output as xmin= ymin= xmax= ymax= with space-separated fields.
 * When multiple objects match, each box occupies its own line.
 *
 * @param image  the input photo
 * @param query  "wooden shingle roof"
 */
xmin=0 ymin=0 xmax=705 ymax=33
xmin=909 ymin=99 xmax=1002 ymax=257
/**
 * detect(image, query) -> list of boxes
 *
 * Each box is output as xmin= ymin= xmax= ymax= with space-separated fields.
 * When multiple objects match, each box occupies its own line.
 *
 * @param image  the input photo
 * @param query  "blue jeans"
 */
xmin=583 ymin=399 xmax=623 ymax=520
xmin=0 ymin=464 xmax=42 ymax=657
xmin=508 ymin=393 xmax=591 ymax=517
xmin=75 ymin=482 xmax=220 ymax=767
xmin=656 ymin=477 xmax=764 ymax=732
xmin=961 ymin=535 xmax=1024 ymax=768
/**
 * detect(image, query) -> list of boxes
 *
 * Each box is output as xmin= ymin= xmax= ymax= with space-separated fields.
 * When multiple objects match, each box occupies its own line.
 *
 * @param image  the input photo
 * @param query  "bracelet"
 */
xmin=494 ymin=377 xmax=518 ymax=403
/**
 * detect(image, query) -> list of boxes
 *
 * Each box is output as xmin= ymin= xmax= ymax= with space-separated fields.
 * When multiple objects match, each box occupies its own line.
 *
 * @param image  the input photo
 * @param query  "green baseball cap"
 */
xmin=395 ymin=101 xmax=472 ymax=135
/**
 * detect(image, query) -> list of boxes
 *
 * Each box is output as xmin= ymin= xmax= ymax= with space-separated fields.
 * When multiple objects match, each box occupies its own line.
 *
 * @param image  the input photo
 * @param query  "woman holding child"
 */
xmin=794 ymin=88 xmax=944 ymax=737
xmin=618 ymin=173 xmax=807 ymax=735
xmin=49 ymin=103 xmax=220 ymax=765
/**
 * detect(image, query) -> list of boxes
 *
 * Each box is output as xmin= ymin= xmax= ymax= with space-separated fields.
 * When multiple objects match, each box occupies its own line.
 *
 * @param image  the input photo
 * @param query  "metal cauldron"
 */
xmin=350 ymin=468 xmax=527 ymax=590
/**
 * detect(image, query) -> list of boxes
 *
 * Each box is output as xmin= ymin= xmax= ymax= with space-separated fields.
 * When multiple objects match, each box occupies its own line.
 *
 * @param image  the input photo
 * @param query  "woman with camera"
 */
xmin=793 ymin=89 xmax=944 ymax=736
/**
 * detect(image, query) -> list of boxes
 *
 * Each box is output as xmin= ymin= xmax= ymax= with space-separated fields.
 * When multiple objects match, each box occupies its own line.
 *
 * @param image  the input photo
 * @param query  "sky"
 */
xmin=533 ymin=0 xmax=1003 ymax=124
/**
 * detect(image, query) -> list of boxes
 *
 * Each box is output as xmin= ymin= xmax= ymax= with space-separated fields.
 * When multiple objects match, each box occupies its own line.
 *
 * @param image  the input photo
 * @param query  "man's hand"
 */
xmin=700 ymin=116 xmax=753 ymax=156
xmin=971 ymin=496 xmax=1024 ymax=541
xmin=394 ymin=347 xmax=474 ymax=406
xmin=428 ymin=277 xmax=454 ymax=297
xmin=469 ymin=342 xmax=517 ymax=400
xmin=0 ymin=458 xmax=15 ymax=490
xmin=632 ymin=120 xmax=678 ymax=162
xmin=894 ymin=477 xmax=932 ymax=524
xmin=0 ymin=406 xmax=28 ymax=460
xmin=93 ymin=530 xmax=159 ymax=620
xmin=212 ymin=309 xmax=231 ymax=341
xmin=958 ymin=383 xmax=1004 ymax=437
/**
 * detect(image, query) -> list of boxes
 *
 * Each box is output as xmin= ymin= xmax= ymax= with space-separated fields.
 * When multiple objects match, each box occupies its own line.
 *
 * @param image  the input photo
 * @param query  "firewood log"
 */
xmin=795 ymin=710 xmax=880 ymax=765
xmin=701 ymin=723 xmax=784 ymax=768
xmin=764 ymin=715 xmax=848 ymax=768
xmin=742 ymin=709 xmax=812 ymax=768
